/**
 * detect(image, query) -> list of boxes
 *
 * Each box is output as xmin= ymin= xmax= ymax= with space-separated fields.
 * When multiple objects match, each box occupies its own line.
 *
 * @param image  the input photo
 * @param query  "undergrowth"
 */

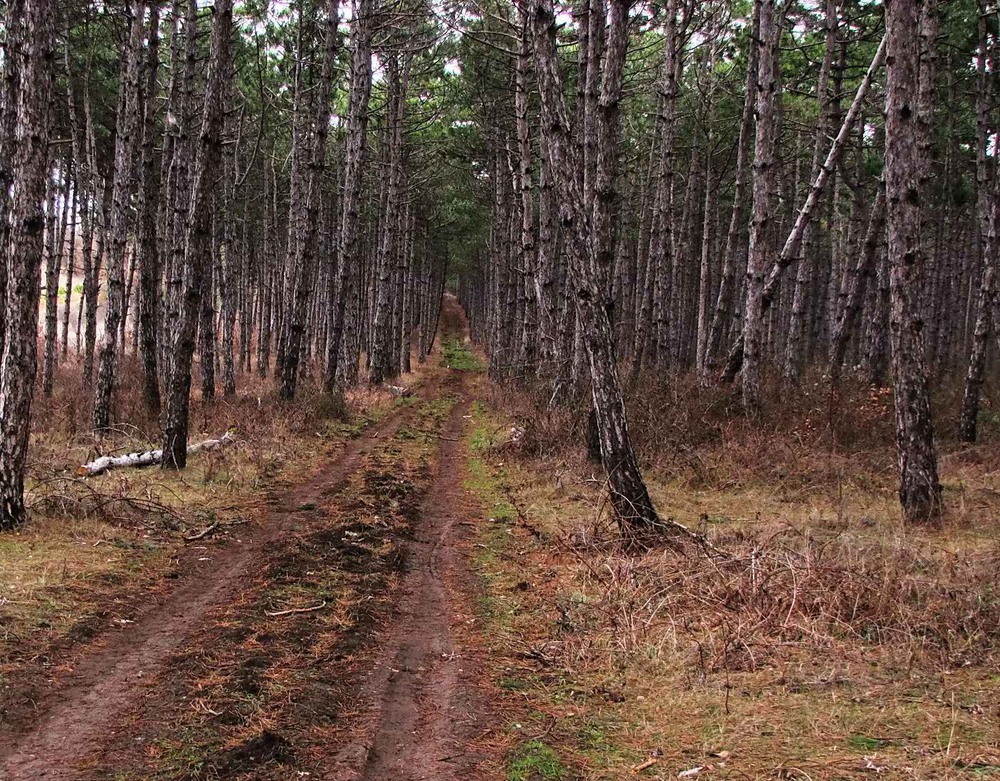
xmin=465 ymin=377 xmax=1000 ymax=780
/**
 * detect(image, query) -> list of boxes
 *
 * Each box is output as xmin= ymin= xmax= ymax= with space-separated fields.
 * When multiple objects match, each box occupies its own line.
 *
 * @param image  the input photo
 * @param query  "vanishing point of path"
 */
xmin=0 ymin=340 xmax=494 ymax=780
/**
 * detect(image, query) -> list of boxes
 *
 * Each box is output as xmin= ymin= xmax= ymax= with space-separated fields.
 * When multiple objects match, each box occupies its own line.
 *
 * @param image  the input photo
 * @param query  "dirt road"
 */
xmin=340 ymin=382 xmax=488 ymax=781
xmin=0 ymin=356 xmax=494 ymax=779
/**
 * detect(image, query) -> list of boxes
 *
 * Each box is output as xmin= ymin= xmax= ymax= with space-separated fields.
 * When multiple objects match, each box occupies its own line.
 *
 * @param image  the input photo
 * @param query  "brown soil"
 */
xmin=331 ymin=372 xmax=492 ymax=781
xmin=0 ymin=349 xmax=496 ymax=780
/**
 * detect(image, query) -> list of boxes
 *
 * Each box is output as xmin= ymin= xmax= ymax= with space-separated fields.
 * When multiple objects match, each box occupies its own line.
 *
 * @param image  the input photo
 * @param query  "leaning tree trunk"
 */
xmin=884 ymin=0 xmax=943 ymax=525
xmin=782 ymin=0 xmax=837 ymax=381
xmin=828 ymin=184 xmax=886 ymax=381
xmin=532 ymin=0 xmax=660 ymax=534
xmin=161 ymin=0 xmax=233 ymax=469
xmin=720 ymin=35 xmax=887 ymax=384
xmin=0 ymin=0 xmax=56 ymax=529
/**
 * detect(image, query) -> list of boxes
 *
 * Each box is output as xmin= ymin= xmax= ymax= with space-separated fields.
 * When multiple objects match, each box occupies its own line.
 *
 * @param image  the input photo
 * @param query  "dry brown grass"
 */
xmin=471 ymin=375 xmax=1000 ymax=780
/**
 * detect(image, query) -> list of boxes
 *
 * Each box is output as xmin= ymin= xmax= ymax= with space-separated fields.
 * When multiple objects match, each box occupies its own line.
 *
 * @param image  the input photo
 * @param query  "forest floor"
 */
xmin=1 ymin=297 xmax=999 ymax=780
xmin=0 ymin=299 xmax=501 ymax=779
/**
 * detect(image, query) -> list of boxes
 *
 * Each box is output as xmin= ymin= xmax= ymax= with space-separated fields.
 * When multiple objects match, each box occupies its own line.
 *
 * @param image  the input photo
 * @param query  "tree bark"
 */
xmin=721 ymin=34 xmax=887 ymax=385
xmin=94 ymin=2 xmax=148 ymax=432
xmin=324 ymin=0 xmax=374 ymax=394
xmin=161 ymin=0 xmax=234 ymax=469
xmin=136 ymin=1 xmax=163 ymax=414
xmin=740 ymin=0 xmax=782 ymax=416
xmin=959 ymin=0 xmax=997 ymax=443
xmin=884 ymin=0 xmax=943 ymax=524
xmin=280 ymin=0 xmax=342 ymax=400
xmin=532 ymin=0 xmax=660 ymax=533
xmin=0 ymin=0 xmax=56 ymax=529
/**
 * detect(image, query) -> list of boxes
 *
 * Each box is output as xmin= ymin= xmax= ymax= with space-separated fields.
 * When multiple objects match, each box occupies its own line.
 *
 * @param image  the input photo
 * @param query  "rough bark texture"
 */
xmin=532 ymin=0 xmax=660 ymax=533
xmin=884 ymin=0 xmax=943 ymax=524
xmin=136 ymin=2 xmax=163 ymax=414
xmin=161 ymin=0 xmax=234 ymax=469
xmin=280 ymin=0 xmax=341 ymax=400
xmin=741 ymin=0 xmax=781 ymax=416
xmin=324 ymin=0 xmax=374 ymax=394
xmin=0 ymin=0 xmax=56 ymax=529
xmin=93 ymin=3 xmax=148 ymax=432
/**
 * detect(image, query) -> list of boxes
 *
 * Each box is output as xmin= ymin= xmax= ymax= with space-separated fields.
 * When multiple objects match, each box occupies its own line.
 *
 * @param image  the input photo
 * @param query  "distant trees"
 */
xmin=0 ymin=0 xmax=456 ymax=525
xmin=3 ymin=0 xmax=1000 ymax=532
xmin=457 ymin=0 xmax=985 ymax=528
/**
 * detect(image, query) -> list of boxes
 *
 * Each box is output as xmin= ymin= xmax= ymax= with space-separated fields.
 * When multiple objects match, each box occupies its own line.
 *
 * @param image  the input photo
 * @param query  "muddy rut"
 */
xmin=0 ymin=404 xmax=414 ymax=779
xmin=0 ymin=365 xmax=494 ymax=780
xmin=333 ymin=374 xmax=489 ymax=781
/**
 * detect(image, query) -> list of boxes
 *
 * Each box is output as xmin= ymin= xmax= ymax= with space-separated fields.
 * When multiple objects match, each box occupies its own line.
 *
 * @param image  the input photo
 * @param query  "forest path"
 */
xmin=0 ymin=301 xmax=496 ymax=780
xmin=0 ymin=386 xmax=422 ymax=779
xmin=333 ymin=368 xmax=491 ymax=781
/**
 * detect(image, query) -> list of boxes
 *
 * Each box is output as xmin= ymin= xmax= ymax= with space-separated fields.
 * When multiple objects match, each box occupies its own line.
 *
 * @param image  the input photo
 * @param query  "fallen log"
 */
xmin=77 ymin=432 xmax=236 ymax=476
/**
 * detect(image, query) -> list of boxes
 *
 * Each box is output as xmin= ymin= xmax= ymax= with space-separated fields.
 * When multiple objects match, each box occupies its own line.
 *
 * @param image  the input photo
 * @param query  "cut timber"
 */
xmin=77 ymin=432 xmax=236 ymax=476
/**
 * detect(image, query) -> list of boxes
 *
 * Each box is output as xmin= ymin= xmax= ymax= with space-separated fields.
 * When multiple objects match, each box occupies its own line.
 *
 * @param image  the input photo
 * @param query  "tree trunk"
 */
xmin=704 ymin=2 xmax=759 ymax=380
xmin=94 ymin=2 xmax=148 ymax=432
xmin=532 ymin=0 xmax=661 ymax=534
xmin=783 ymin=0 xmax=837 ymax=381
xmin=740 ymin=0 xmax=781 ymax=416
xmin=280 ymin=0 xmax=342 ymax=400
xmin=0 ymin=0 xmax=56 ymax=529
xmin=958 ymin=0 xmax=997 ymax=443
xmin=828 ymin=184 xmax=886 ymax=381
xmin=884 ymin=0 xmax=943 ymax=524
xmin=324 ymin=0 xmax=373 ymax=394
xmin=721 ymin=35 xmax=887 ymax=385
xmin=136 ymin=1 xmax=163 ymax=414
xmin=161 ymin=0 xmax=233 ymax=469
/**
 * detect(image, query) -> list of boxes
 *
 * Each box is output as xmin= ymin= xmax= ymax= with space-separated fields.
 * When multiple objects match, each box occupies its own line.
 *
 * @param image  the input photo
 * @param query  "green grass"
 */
xmin=846 ymin=734 xmax=892 ymax=751
xmin=507 ymin=740 xmax=567 ymax=781
xmin=441 ymin=337 xmax=484 ymax=372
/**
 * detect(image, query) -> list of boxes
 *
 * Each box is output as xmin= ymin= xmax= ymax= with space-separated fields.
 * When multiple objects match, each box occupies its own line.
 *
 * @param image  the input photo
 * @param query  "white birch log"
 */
xmin=77 ymin=432 xmax=236 ymax=476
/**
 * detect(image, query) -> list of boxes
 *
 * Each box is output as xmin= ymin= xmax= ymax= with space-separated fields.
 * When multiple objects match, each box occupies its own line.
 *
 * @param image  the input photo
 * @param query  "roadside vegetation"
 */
xmin=466 ymin=378 xmax=1000 ymax=780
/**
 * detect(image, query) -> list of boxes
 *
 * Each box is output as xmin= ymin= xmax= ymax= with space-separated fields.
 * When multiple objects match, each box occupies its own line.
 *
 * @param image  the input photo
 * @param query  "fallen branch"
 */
xmin=265 ymin=600 xmax=328 ymax=618
xmin=184 ymin=522 xmax=219 ymax=542
xmin=77 ymin=432 xmax=236 ymax=476
xmin=183 ymin=518 xmax=248 ymax=541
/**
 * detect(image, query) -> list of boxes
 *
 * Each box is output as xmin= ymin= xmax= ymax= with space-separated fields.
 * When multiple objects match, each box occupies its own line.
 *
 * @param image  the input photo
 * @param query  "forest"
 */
xmin=0 ymin=0 xmax=999 ymax=778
